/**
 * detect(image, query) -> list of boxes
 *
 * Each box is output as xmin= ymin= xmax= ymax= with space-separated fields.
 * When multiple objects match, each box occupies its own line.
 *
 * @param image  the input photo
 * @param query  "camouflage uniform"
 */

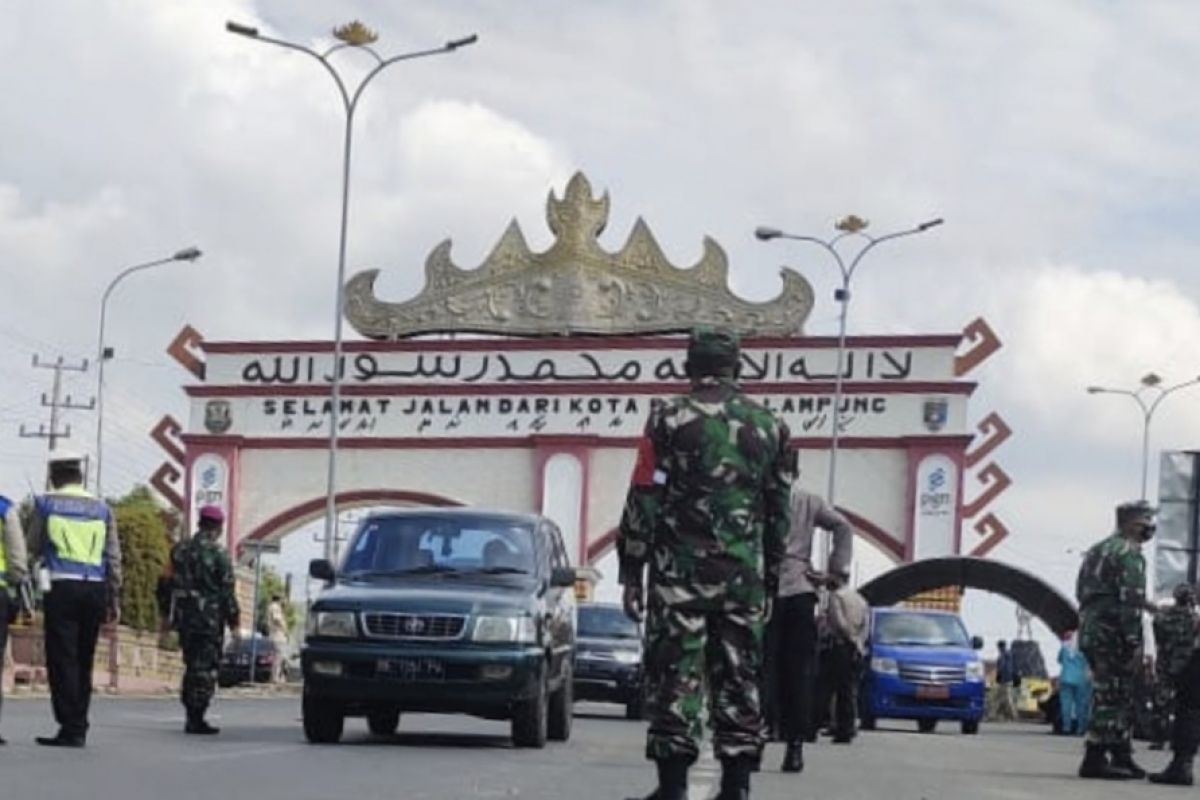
xmin=1151 ymin=594 xmax=1197 ymax=746
xmin=618 ymin=330 xmax=794 ymax=770
xmin=1076 ymin=531 xmax=1145 ymax=746
xmin=160 ymin=528 xmax=239 ymax=723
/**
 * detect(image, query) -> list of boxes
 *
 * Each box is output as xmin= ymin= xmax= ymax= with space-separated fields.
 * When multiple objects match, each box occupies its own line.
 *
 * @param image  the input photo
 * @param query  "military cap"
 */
xmin=1116 ymin=499 xmax=1156 ymax=522
xmin=686 ymin=327 xmax=740 ymax=371
xmin=1174 ymin=583 xmax=1196 ymax=604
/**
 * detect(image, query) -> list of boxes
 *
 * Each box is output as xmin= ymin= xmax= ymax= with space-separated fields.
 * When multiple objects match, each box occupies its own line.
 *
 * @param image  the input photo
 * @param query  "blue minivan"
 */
xmin=860 ymin=608 xmax=986 ymax=734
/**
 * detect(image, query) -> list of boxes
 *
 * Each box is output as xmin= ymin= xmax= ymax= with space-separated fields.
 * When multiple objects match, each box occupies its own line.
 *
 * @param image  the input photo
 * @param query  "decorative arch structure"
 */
xmin=858 ymin=556 xmax=1079 ymax=636
xmin=238 ymin=488 xmax=463 ymax=553
xmin=153 ymin=173 xmax=1013 ymax=595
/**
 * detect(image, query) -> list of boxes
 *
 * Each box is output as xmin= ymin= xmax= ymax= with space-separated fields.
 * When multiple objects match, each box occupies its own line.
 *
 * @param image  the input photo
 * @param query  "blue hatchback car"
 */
xmin=860 ymin=608 xmax=986 ymax=734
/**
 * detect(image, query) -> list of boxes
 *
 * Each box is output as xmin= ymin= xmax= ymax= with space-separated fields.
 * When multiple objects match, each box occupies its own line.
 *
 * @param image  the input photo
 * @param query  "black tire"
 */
xmin=625 ymin=698 xmax=644 ymax=721
xmin=367 ymin=708 xmax=401 ymax=737
xmin=548 ymin=665 xmax=573 ymax=742
xmin=512 ymin=670 xmax=549 ymax=748
xmin=303 ymin=694 xmax=345 ymax=744
xmin=918 ymin=718 xmax=937 ymax=734
xmin=961 ymin=719 xmax=980 ymax=735
xmin=860 ymin=716 xmax=877 ymax=731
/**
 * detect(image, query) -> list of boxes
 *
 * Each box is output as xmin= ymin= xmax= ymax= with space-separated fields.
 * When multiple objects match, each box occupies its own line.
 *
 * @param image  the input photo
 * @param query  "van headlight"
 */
xmin=473 ymin=615 xmax=537 ymax=643
xmin=871 ymin=657 xmax=899 ymax=676
xmin=965 ymin=660 xmax=985 ymax=682
xmin=307 ymin=611 xmax=357 ymax=638
xmin=612 ymin=649 xmax=641 ymax=665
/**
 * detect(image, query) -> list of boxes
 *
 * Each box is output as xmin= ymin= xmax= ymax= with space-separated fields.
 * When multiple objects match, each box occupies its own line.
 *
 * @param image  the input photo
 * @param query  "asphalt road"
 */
xmin=0 ymin=697 xmax=1188 ymax=799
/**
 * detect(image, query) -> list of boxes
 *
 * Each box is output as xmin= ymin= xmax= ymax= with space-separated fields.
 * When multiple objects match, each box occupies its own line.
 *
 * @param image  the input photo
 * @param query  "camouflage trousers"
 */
xmin=180 ymin=629 xmax=222 ymax=714
xmin=1081 ymin=643 xmax=1136 ymax=747
xmin=1152 ymin=673 xmax=1176 ymax=743
xmin=644 ymin=595 xmax=766 ymax=764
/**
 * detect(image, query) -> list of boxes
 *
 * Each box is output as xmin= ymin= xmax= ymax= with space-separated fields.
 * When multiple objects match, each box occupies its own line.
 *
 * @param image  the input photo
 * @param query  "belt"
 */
xmin=49 ymin=572 xmax=105 ymax=583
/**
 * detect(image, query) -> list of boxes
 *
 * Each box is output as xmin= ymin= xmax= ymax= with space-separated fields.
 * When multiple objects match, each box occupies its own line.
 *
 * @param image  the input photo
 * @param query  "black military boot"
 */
xmin=781 ymin=740 xmax=804 ymax=773
xmin=1078 ymin=742 xmax=1127 ymax=780
xmin=185 ymin=710 xmax=220 ymax=735
xmin=1108 ymin=743 xmax=1146 ymax=779
xmin=626 ymin=758 xmax=688 ymax=800
xmin=1150 ymin=756 xmax=1195 ymax=786
xmin=716 ymin=756 xmax=754 ymax=800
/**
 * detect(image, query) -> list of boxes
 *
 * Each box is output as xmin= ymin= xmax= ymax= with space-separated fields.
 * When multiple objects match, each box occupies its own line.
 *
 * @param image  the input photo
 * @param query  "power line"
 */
xmin=18 ymin=355 xmax=96 ymax=484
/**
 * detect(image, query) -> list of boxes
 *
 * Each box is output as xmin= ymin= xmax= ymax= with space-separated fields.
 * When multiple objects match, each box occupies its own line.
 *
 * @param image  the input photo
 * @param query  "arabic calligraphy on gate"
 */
xmin=211 ymin=345 xmax=948 ymax=388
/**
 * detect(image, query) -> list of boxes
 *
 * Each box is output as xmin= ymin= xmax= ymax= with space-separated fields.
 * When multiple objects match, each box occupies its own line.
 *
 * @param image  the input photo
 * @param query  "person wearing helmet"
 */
xmin=1150 ymin=584 xmax=1200 ymax=785
xmin=159 ymin=505 xmax=240 ymax=734
xmin=1150 ymin=584 xmax=1198 ymax=751
xmin=27 ymin=452 xmax=121 ymax=748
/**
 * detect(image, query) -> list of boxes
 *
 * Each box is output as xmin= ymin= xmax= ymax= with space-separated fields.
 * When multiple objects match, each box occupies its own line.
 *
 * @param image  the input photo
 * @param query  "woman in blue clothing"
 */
xmin=1058 ymin=630 xmax=1091 ymax=735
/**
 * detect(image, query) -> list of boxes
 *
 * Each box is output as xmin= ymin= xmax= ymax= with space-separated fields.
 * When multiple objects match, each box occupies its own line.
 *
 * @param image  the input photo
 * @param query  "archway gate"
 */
xmin=149 ymin=173 xmax=1011 ymax=574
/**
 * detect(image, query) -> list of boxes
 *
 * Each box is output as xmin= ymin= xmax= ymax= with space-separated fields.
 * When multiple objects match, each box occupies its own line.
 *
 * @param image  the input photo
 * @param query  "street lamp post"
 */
xmin=226 ymin=20 xmax=477 ymax=563
xmin=755 ymin=215 xmax=942 ymax=569
xmin=95 ymin=247 xmax=203 ymax=497
xmin=1086 ymin=373 xmax=1200 ymax=501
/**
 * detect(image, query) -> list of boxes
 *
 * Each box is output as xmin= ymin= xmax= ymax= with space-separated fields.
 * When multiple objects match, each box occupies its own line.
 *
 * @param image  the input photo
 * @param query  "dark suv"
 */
xmin=573 ymin=603 xmax=644 ymax=719
xmin=301 ymin=508 xmax=577 ymax=748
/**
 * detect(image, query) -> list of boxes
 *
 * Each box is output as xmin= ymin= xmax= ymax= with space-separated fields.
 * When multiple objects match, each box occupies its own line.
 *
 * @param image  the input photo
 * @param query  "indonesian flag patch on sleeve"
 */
xmin=631 ymin=435 xmax=660 ymax=487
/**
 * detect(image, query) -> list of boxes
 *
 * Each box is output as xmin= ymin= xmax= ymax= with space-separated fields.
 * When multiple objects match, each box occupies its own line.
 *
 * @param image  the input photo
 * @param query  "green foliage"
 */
xmin=113 ymin=486 xmax=172 ymax=632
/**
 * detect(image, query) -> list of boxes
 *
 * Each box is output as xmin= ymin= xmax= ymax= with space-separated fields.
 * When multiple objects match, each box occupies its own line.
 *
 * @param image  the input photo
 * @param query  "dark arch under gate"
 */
xmin=858 ymin=556 xmax=1079 ymax=637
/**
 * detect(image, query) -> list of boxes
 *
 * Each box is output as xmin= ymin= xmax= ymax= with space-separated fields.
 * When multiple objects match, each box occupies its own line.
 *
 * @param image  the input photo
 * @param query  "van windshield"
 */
xmin=342 ymin=515 xmax=536 ymax=577
xmin=874 ymin=612 xmax=970 ymax=647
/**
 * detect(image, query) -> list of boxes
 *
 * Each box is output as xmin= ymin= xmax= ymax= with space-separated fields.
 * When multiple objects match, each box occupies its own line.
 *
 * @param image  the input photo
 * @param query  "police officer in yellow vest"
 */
xmin=0 ymin=492 xmax=30 ymax=746
xmin=27 ymin=452 xmax=121 ymax=748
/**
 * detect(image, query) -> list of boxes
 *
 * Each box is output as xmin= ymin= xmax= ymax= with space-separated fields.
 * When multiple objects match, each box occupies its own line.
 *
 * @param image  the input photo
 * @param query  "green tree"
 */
xmin=112 ymin=486 xmax=172 ymax=632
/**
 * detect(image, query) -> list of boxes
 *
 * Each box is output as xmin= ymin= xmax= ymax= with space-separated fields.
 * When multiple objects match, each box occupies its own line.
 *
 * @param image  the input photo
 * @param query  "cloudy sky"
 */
xmin=3 ymin=1 xmax=1199 ymax=655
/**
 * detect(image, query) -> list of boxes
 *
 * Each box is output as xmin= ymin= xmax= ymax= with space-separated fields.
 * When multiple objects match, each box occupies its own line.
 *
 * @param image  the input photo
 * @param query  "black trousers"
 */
xmin=765 ymin=593 xmax=818 ymax=743
xmin=0 ymin=591 xmax=9 ymax=725
xmin=815 ymin=638 xmax=861 ymax=738
xmin=1171 ymin=648 xmax=1200 ymax=759
xmin=43 ymin=581 xmax=107 ymax=739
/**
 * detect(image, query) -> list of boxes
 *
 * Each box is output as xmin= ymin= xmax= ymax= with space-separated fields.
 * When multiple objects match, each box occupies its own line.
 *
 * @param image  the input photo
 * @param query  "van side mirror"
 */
xmin=309 ymin=559 xmax=335 ymax=583
xmin=971 ymin=635 xmax=984 ymax=650
xmin=550 ymin=567 xmax=577 ymax=588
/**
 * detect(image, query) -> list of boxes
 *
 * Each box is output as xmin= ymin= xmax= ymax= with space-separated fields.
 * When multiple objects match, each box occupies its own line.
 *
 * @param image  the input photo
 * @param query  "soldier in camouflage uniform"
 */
xmin=618 ymin=329 xmax=794 ymax=800
xmin=159 ymin=505 xmax=240 ymax=735
xmin=1150 ymin=584 xmax=1197 ymax=750
xmin=1150 ymin=585 xmax=1200 ymax=786
xmin=1074 ymin=500 xmax=1159 ymax=780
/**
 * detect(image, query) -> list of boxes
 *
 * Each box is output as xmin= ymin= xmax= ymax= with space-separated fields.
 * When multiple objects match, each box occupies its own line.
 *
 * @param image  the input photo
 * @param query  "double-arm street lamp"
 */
xmin=96 ymin=247 xmax=203 ymax=498
xmin=755 ymin=215 xmax=942 ymax=573
xmin=226 ymin=20 xmax=477 ymax=562
xmin=1086 ymin=373 xmax=1200 ymax=501
xmin=755 ymin=215 xmax=943 ymax=507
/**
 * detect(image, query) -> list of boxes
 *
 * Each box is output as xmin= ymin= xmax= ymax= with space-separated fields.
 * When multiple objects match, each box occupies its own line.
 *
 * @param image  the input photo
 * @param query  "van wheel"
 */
xmin=303 ymin=695 xmax=345 ymax=744
xmin=961 ymin=719 xmax=980 ymax=735
xmin=918 ymin=719 xmax=937 ymax=734
xmin=548 ymin=665 xmax=573 ymax=742
xmin=512 ymin=672 xmax=549 ymax=748
xmin=367 ymin=708 xmax=401 ymax=737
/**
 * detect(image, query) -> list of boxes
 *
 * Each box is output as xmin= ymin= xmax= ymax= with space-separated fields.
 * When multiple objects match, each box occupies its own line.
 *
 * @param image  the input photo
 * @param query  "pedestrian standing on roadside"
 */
xmin=160 ymin=505 xmax=239 ymax=734
xmin=28 ymin=453 xmax=121 ymax=748
xmin=1057 ymin=630 xmax=1090 ymax=736
xmin=619 ymin=329 xmax=794 ymax=800
xmin=766 ymin=488 xmax=852 ymax=774
xmin=1149 ymin=584 xmax=1197 ymax=750
xmin=0 ymin=492 xmax=30 ymax=746
xmin=1075 ymin=500 xmax=1159 ymax=780
xmin=994 ymin=640 xmax=1017 ymax=721
xmin=267 ymin=594 xmax=289 ymax=684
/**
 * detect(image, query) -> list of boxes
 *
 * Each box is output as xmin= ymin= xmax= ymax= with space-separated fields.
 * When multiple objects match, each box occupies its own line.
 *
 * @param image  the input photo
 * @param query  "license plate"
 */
xmin=915 ymin=685 xmax=950 ymax=700
xmin=377 ymin=657 xmax=445 ymax=682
